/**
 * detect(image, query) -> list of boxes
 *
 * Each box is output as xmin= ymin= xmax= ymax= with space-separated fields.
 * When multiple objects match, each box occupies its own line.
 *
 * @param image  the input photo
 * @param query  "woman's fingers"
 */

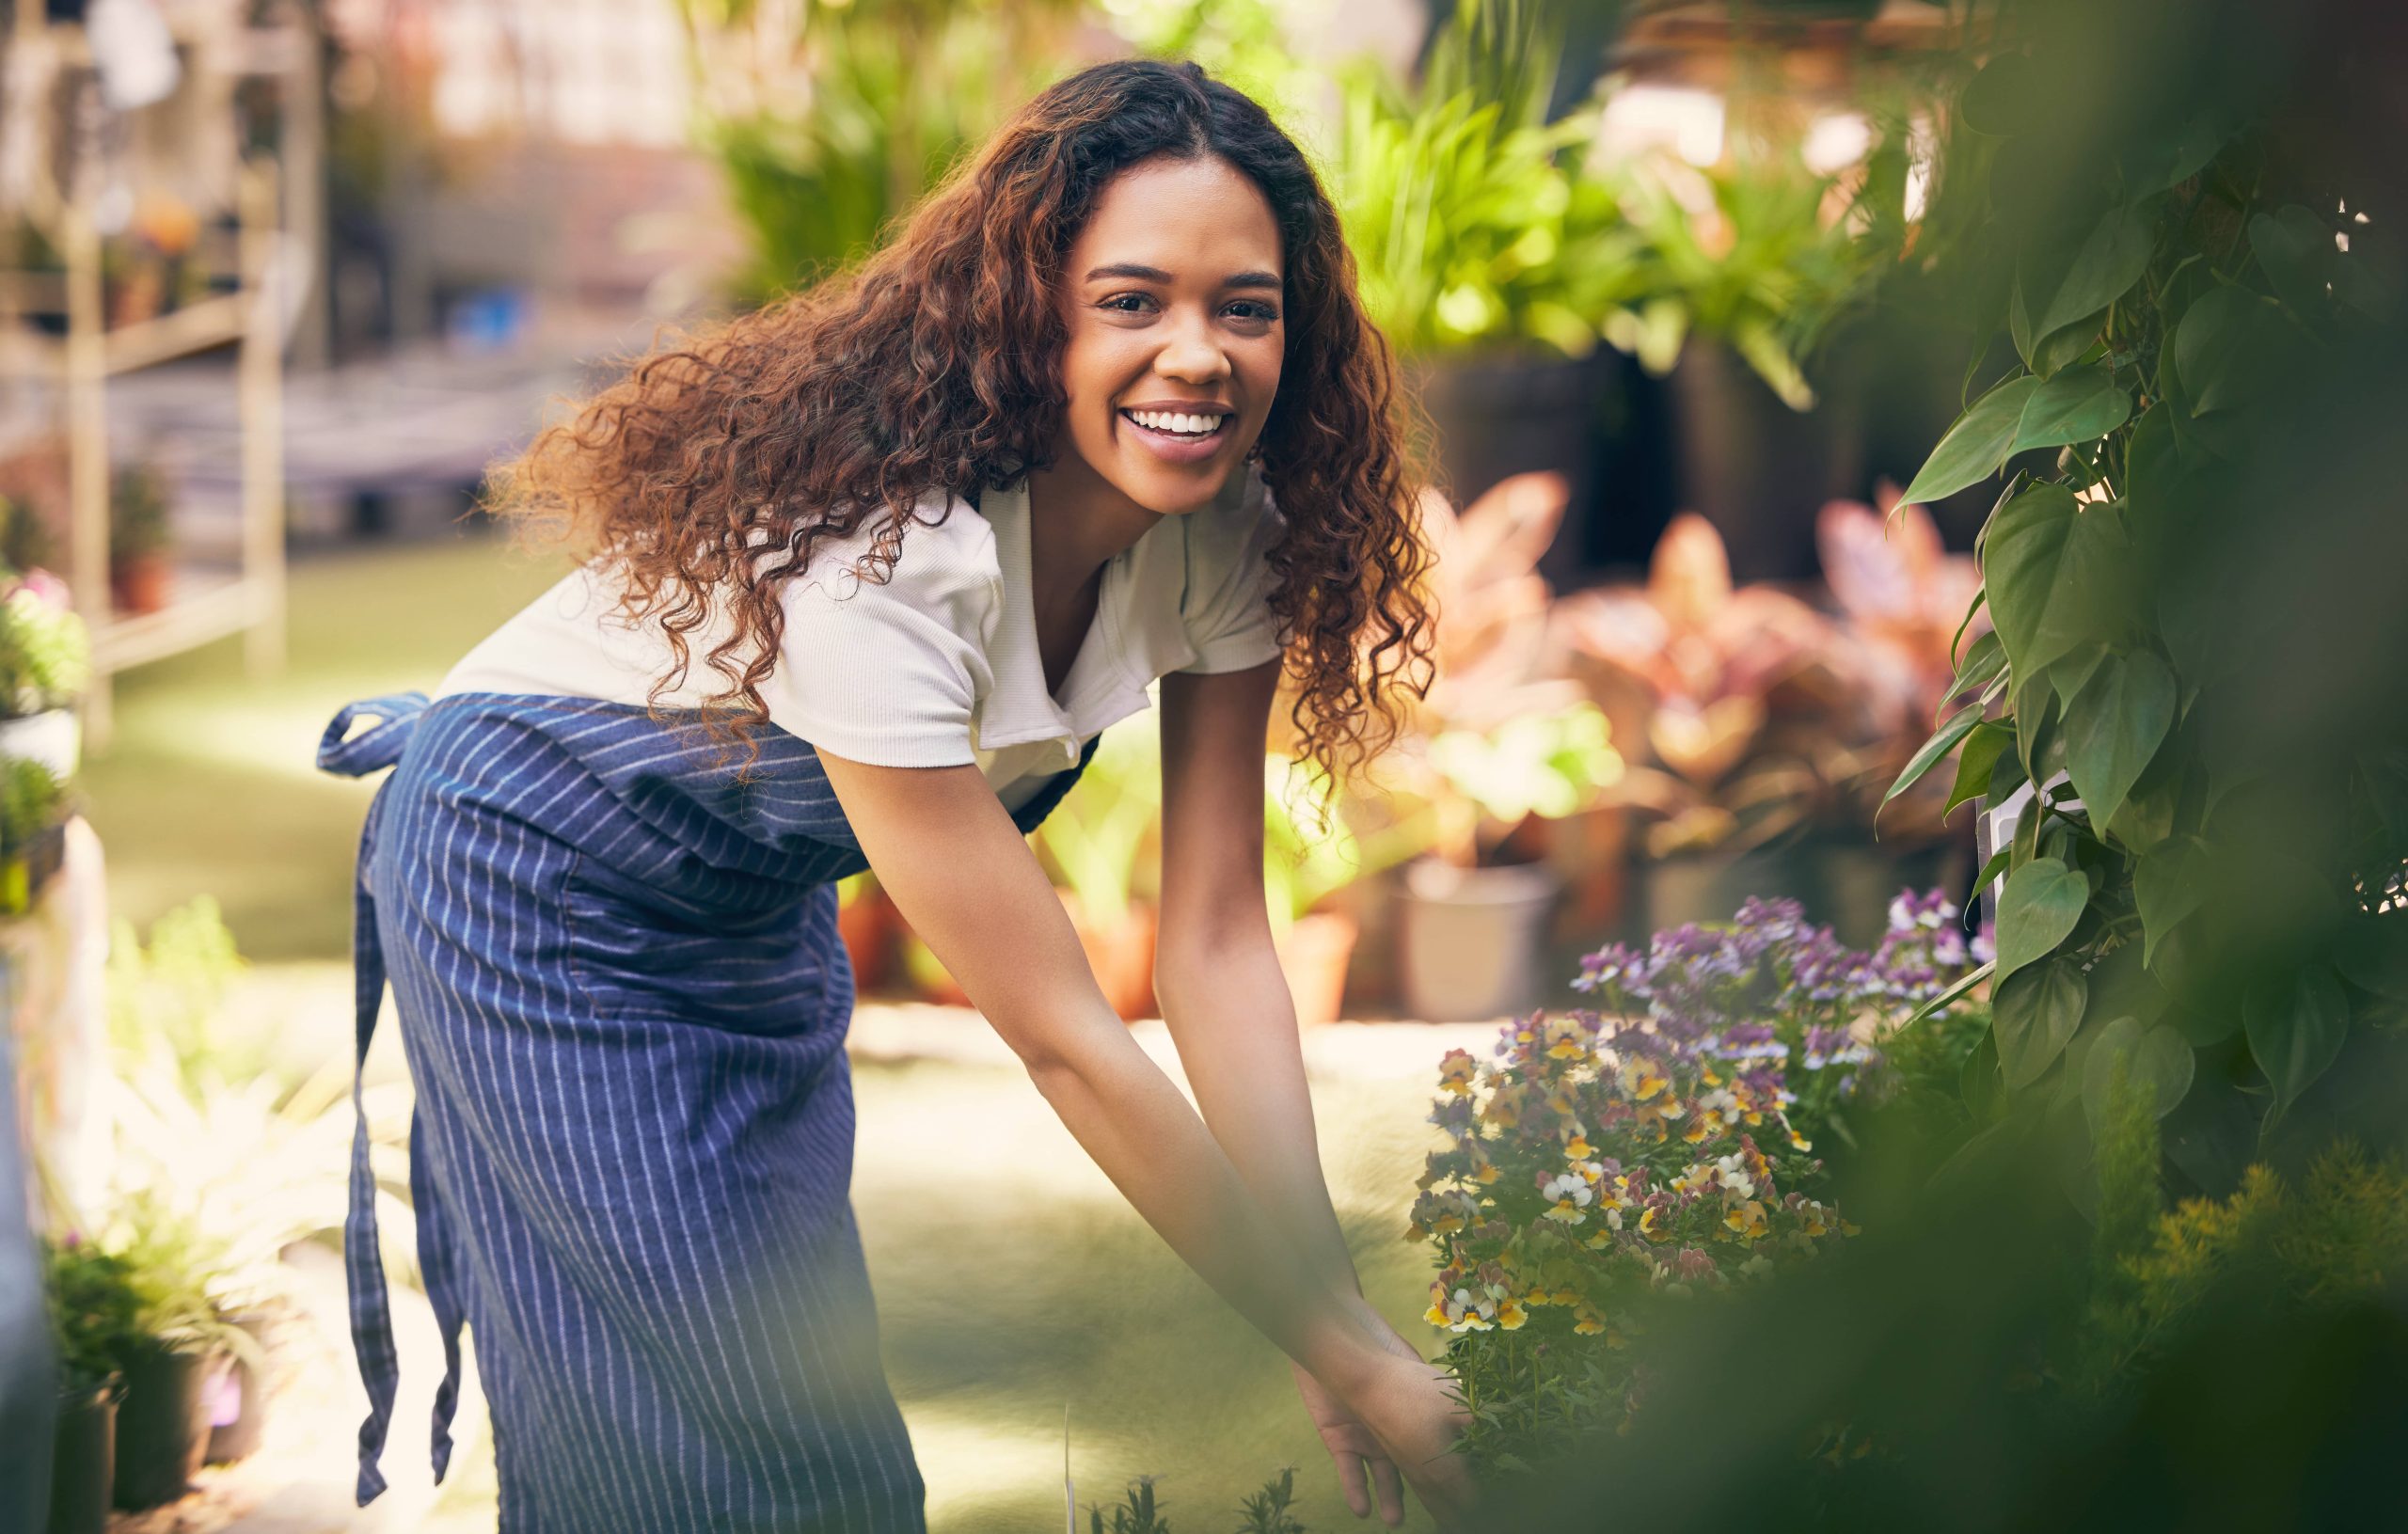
xmin=1370 ymin=1451 xmax=1406 ymax=1526
xmin=1332 ymin=1444 xmax=1370 ymax=1518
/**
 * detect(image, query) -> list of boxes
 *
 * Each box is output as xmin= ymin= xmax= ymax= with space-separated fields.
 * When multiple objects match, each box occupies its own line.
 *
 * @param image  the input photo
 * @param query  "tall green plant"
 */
xmin=682 ymin=0 xmax=1075 ymax=305
xmin=1885 ymin=10 xmax=2408 ymax=1191
xmin=1331 ymin=0 xmax=1641 ymax=357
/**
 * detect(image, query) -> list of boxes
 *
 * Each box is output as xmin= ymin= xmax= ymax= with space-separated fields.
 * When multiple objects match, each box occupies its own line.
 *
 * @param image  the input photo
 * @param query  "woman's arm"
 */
xmin=814 ymin=745 xmax=1396 ymax=1400
xmin=1153 ymin=664 xmax=1450 ymax=1527
xmin=1153 ymin=665 xmax=1357 ymax=1290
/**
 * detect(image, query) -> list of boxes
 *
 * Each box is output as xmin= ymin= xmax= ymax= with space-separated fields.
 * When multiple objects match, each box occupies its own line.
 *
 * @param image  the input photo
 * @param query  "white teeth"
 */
xmin=1126 ymin=409 xmax=1224 ymax=435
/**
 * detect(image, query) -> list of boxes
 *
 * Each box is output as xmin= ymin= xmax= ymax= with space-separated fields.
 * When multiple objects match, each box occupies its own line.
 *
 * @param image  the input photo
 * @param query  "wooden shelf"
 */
xmin=87 ymin=567 xmax=276 ymax=674
xmin=0 ymin=293 xmax=248 ymax=379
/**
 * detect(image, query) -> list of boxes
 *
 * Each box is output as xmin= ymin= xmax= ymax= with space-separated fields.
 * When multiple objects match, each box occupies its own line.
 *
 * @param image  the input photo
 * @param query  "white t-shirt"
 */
xmin=436 ymin=467 xmax=1285 ymax=809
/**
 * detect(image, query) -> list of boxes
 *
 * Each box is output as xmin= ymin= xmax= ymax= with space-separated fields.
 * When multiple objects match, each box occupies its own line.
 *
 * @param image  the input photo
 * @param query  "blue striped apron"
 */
xmin=319 ymin=690 xmax=1095 ymax=1532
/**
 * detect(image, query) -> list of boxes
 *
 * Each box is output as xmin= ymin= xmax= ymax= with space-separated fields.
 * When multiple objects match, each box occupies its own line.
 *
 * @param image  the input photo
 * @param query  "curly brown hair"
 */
xmin=489 ymin=58 xmax=1433 ymax=786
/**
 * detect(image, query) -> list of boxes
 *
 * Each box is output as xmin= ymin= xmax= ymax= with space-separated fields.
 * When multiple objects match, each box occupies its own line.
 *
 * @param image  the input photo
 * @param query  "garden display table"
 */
xmin=1 ymin=816 xmax=111 ymax=1224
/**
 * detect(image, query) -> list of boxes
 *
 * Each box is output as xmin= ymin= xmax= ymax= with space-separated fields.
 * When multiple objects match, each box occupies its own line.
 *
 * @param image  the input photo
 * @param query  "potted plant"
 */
xmin=1379 ymin=473 xmax=1624 ymax=1021
xmin=1555 ymin=511 xmax=1879 ymax=936
xmin=1332 ymin=0 xmax=1643 ymax=586
xmin=1811 ymin=487 xmax=1987 ymax=928
xmin=86 ymin=1195 xmax=246 ymax=1510
xmin=1602 ymin=135 xmax=1888 ymax=580
xmin=1262 ymin=754 xmax=1432 ymax=1027
xmin=42 ymin=1239 xmax=135 ymax=1534
xmin=0 ymin=756 xmax=71 ymax=916
xmin=0 ymin=567 xmax=91 ymax=778
xmin=108 ymin=466 xmax=173 ymax=616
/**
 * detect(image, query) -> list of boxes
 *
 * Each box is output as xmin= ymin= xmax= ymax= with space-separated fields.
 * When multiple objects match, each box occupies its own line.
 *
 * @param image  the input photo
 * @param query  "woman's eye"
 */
xmin=1101 ymin=293 xmax=1155 ymax=314
xmin=1226 ymin=301 xmax=1280 ymax=324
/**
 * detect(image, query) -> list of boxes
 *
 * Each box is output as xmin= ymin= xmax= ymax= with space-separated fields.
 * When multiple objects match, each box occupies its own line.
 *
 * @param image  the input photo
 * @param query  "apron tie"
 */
xmin=319 ymin=692 xmax=462 ymax=1505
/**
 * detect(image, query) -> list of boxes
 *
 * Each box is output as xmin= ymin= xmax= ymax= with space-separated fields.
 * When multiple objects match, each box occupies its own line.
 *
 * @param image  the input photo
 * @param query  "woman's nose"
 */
xmin=1154 ymin=314 xmax=1231 ymax=384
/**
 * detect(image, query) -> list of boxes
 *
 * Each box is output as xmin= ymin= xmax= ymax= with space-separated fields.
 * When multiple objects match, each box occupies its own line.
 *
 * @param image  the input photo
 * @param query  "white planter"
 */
xmin=1398 ymin=858 xmax=1561 ymax=1022
xmin=0 ymin=708 xmax=79 ymax=779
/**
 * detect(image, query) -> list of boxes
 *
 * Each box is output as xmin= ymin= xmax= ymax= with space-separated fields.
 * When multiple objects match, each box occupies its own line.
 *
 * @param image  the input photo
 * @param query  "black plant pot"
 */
xmin=48 ymin=1378 xmax=119 ymax=1534
xmin=1666 ymin=340 xmax=1868 ymax=583
xmin=1413 ymin=348 xmax=1633 ymax=589
xmin=111 ymin=1345 xmax=212 ymax=1510
xmin=1629 ymin=833 xmax=1971 ymax=948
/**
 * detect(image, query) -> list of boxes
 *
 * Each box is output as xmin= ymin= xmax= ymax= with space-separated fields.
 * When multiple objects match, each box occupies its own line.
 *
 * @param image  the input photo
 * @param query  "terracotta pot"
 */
xmin=109 ymin=555 xmax=171 ymax=616
xmin=1275 ymin=911 xmax=1359 ymax=1028
xmin=836 ymin=885 xmax=899 ymax=995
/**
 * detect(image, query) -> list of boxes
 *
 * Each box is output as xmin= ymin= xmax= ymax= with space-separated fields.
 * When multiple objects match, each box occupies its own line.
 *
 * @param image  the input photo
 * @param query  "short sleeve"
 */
xmin=763 ymin=508 xmax=1001 ymax=767
xmin=1178 ymin=468 xmax=1286 ymax=674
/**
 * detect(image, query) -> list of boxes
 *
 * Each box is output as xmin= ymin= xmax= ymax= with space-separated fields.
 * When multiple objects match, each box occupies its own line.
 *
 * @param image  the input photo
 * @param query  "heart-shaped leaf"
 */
xmin=2082 ymin=1017 xmax=2196 ymax=1132
xmin=2175 ymin=285 xmax=2294 ymax=415
xmin=2244 ymin=965 xmax=2352 ymax=1115
xmin=1983 ymin=484 xmax=2129 ymax=679
xmin=1902 ymin=375 xmax=2042 ymax=506
xmin=1994 ymin=857 xmax=2090 ymax=982
xmin=2011 ymin=366 xmax=2132 ymax=454
xmin=2034 ymin=199 xmax=2162 ymax=340
xmin=2063 ymin=651 xmax=2177 ymax=832
xmin=1994 ymin=956 xmax=2088 ymax=1089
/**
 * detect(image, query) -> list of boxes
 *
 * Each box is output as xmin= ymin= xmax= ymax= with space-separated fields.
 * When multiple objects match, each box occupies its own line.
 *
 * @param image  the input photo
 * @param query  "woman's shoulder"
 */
xmin=784 ymin=487 xmax=1003 ymax=629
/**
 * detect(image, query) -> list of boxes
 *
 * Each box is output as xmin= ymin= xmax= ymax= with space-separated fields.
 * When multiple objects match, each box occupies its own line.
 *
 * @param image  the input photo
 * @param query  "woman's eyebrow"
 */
xmin=1085 ymin=261 xmax=1284 ymax=291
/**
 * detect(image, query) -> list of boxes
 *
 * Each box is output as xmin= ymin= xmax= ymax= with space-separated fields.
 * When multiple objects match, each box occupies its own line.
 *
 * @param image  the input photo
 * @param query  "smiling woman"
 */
xmin=319 ymin=58 xmax=1471 ymax=1534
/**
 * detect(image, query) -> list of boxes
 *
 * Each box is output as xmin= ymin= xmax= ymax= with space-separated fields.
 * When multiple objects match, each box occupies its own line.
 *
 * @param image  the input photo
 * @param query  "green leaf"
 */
xmin=1984 ymin=485 xmax=2125 ymax=677
xmin=2122 ymin=403 xmax=2181 ymax=506
xmin=1958 ymin=52 xmax=2040 ymax=135
xmin=2174 ymin=284 xmax=2293 ymax=415
xmin=1995 ymin=956 xmax=2088 ymax=1089
xmin=2032 ymin=322 xmax=2102 ymax=379
xmin=1901 ymin=375 xmax=2043 ymax=505
xmin=2336 ymin=917 xmax=2408 ymax=1003
xmin=1948 ymin=629 xmax=2007 ymax=703
xmin=2244 ymin=965 xmax=2352 ymax=1115
xmin=2136 ymin=835 xmax=2211 ymax=971
xmin=2250 ymin=205 xmax=2338 ymax=321
xmin=2126 ymin=111 xmax=2230 ymax=193
xmin=2034 ymin=198 xmax=2161 ymax=340
xmin=1988 ymin=736 xmax=2032 ymax=806
xmin=1886 ymin=702 xmax=1986 ymax=807
xmin=2011 ymin=366 xmax=2132 ymax=454
xmin=2061 ymin=651 xmax=2176 ymax=832
xmin=1936 ymin=722 xmax=2013 ymax=818
xmin=1908 ymin=958 xmax=1994 ymax=1029
xmin=1994 ymin=857 xmax=2090 ymax=982
xmin=2081 ymin=1017 xmax=2195 ymax=1131
xmin=1960 ymin=1030 xmax=2003 ymax=1119
xmin=1946 ymin=722 xmax=2016 ymax=817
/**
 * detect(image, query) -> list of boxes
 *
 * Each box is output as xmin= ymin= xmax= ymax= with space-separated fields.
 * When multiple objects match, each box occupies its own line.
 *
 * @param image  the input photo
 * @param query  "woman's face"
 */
xmin=1053 ymin=155 xmax=1286 ymax=517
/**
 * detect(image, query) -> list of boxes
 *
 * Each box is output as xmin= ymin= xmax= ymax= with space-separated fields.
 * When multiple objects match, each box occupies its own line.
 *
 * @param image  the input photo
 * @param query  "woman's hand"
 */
xmin=1328 ymin=1344 xmax=1476 ymax=1531
xmin=1292 ymin=1313 xmax=1438 ymax=1526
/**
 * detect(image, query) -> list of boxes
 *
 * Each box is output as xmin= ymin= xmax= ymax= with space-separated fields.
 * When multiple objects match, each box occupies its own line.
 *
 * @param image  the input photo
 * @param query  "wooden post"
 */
xmin=63 ymin=204 xmax=112 ymax=746
xmin=239 ymin=159 xmax=286 ymax=675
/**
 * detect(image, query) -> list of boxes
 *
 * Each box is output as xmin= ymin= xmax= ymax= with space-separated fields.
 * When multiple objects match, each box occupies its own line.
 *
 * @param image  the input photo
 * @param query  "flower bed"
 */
xmin=1410 ymin=889 xmax=1991 ymax=1471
